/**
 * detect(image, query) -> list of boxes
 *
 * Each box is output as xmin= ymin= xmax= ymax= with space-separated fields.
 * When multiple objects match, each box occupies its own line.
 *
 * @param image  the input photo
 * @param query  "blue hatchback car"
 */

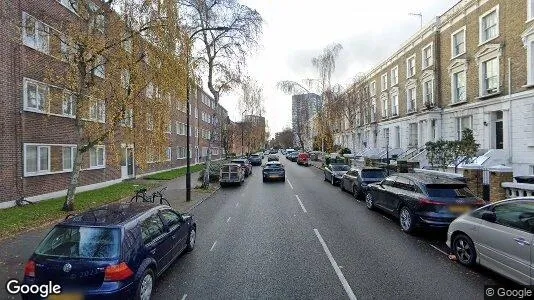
xmin=22 ymin=202 xmax=196 ymax=300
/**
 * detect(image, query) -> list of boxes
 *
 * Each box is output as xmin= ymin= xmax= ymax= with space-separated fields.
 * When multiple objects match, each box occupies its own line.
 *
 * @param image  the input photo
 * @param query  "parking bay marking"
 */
xmin=181 ymin=294 xmax=187 ymax=300
xmin=210 ymin=241 xmax=217 ymax=252
xmin=314 ymin=229 xmax=357 ymax=300
xmin=227 ymin=217 xmax=232 ymax=223
xmin=295 ymin=195 xmax=307 ymax=213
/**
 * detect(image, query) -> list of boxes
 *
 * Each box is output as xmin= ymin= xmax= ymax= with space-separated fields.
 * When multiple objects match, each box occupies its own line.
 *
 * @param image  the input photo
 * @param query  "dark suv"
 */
xmin=22 ymin=202 xmax=196 ymax=300
xmin=340 ymin=167 xmax=388 ymax=199
xmin=248 ymin=154 xmax=262 ymax=166
xmin=365 ymin=173 xmax=485 ymax=233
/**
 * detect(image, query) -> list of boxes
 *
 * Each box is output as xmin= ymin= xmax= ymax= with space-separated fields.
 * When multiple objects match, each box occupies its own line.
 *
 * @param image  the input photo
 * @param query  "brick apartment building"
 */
xmin=228 ymin=114 xmax=267 ymax=156
xmin=334 ymin=0 xmax=534 ymax=176
xmin=0 ymin=0 xmax=226 ymax=207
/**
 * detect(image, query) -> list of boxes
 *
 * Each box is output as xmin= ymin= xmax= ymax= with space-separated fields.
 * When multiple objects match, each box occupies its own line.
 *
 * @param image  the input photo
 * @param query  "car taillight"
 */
xmin=24 ymin=260 xmax=35 ymax=277
xmin=419 ymin=198 xmax=446 ymax=206
xmin=104 ymin=262 xmax=134 ymax=281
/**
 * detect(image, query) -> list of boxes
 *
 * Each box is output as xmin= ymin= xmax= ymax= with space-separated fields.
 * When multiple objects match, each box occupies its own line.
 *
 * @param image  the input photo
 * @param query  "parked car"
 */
xmin=323 ymin=164 xmax=351 ymax=186
xmin=340 ymin=167 xmax=388 ymax=199
xmin=270 ymin=149 xmax=278 ymax=154
xmin=262 ymin=161 xmax=286 ymax=182
xmin=365 ymin=173 xmax=485 ymax=233
xmin=220 ymin=163 xmax=245 ymax=186
xmin=22 ymin=203 xmax=196 ymax=300
xmin=447 ymin=197 xmax=534 ymax=285
xmin=230 ymin=159 xmax=252 ymax=177
xmin=248 ymin=154 xmax=263 ymax=166
xmin=264 ymin=150 xmax=270 ymax=156
xmin=297 ymin=152 xmax=310 ymax=166
xmin=288 ymin=152 xmax=299 ymax=162
xmin=285 ymin=149 xmax=295 ymax=158
xmin=267 ymin=154 xmax=279 ymax=162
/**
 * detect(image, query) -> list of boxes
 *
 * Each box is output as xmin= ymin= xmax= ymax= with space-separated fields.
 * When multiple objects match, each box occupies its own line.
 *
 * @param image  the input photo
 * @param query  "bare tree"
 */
xmin=179 ymin=0 xmax=263 ymax=187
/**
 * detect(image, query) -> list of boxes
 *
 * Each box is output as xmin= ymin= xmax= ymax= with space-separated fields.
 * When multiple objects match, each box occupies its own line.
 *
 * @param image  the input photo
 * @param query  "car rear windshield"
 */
xmin=425 ymin=185 xmax=474 ymax=198
xmin=265 ymin=164 xmax=282 ymax=169
xmin=231 ymin=160 xmax=245 ymax=164
xmin=361 ymin=170 xmax=386 ymax=179
xmin=331 ymin=165 xmax=350 ymax=171
xmin=251 ymin=155 xmax=259 ymax=157
xmin=35 ymin=226 xmax=120 ymax=259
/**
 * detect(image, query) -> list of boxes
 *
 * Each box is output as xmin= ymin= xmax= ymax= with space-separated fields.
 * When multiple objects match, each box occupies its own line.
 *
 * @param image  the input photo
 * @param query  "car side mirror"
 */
xmin=481 ymin=211 xmax=496 ymax=223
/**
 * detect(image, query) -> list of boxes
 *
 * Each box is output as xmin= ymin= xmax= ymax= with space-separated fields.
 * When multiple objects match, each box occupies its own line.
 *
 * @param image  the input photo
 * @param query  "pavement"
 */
xmin=1 ymin=159 xmax=519 ymax=299
xmin=0 ymin=170 xmax=216 ymax=300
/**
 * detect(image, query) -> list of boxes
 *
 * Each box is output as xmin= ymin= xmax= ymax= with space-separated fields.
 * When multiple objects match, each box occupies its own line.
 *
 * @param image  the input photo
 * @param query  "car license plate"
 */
xmin=270 ymin=175 xmax=280 ymax=178
xmin=449 ymin=205 xmax=470 ymax=214
xmin=48 ymin=293 xmax=83 ymax=300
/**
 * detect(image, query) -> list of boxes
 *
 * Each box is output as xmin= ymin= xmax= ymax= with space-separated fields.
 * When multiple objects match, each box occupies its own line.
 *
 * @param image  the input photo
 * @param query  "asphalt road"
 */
xmin=153 ymin=156 xmax=516 ymax=300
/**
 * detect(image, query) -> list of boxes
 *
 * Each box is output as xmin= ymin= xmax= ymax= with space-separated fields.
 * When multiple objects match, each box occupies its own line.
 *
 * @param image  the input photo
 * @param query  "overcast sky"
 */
xmin=218 ymin=0 xmax=459 ymax=138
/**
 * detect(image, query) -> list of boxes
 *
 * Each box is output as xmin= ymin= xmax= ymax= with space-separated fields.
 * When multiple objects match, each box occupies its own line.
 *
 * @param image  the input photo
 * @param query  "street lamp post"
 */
xmin=241 ymin=109 xmax=247 ymax=157
xmin=185 ymin=26 xmax=229 ymax=202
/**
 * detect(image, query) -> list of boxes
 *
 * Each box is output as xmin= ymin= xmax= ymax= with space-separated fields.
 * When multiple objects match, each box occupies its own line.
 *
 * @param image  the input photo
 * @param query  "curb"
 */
xmin=186 ymin=185 xmax=221 ymax=213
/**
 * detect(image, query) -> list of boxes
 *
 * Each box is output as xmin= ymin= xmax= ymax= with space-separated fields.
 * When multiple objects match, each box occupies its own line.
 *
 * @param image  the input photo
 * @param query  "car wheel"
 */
xmin=220 ymin=182 xmax=226 ymax=188
xmin=324 ymin=173 xmax=328 ymax=181
xmin=262 ymin=177 xmax=267 ymax=182
xmin=186 ymin=227 xmax=196 ymax=252
xmin=365 ymin=192 xmax=375 ymax=210
xmin=352 ymin=186 xmax=359 ymax=199
xmin=340 ymin=181 xmax=345 ymax=191
xmin=453 ymin=234 xmax=477 ymax=266
xmin=282 ymin=177 xmax=285 ymax=182
xmin=399 ymin=206 xmax=416 ymax=233
xmin=136 ymin=268 xmax=154 ymax=300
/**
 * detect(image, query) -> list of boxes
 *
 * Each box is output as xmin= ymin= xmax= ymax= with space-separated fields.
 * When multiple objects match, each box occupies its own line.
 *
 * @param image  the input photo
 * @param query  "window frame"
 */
xmin=422 ymin=43 xmax=433 ymax=69
xmin=381 ymin=73 xmax=388 ymax=91
xmin=406 ymin=55 xmax=416 ymax=78
xmin=391 ymin=93 xmax=399 ymax=116
xmin=24 ymin=144 xmax=51 ymax=176
xmin=422 ymin=78 xmax=434 ymax=105
xmin=23 ymin=78 xmax=48 ymax=113
xmin=451 ymin=27 xmax=466 ymax=59
xmin=89 ymin=146 xmax=106 ymax=169
xmin=62 ymin=146 xmax=76 ymax=171
xmin=479 ymin=5 xmax=500 ymax=45
xmin=452 ymin=70 xmax=467 ymax=104
xmin=456 ymin=116 xmax=473 ymax=140
xmin=390 ymin=66 xmax=399 ymax=86
xmin=529 ymin=0 xmax=534 ymax=22
xmin=22 ymin=12 xmax=50 ymax=54
xmin=479 ymin=57 xmax=500 ymax=96
xmin=370 ymin=81 xmax=376 ymax=96
xmin=406 ymin=86 xmax=417 ymax=113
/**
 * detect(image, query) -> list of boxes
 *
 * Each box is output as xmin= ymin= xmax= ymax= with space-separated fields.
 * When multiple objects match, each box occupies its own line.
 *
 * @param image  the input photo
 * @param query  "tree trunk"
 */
xmin=63 ymin=147 xmax=83 ymax=211
xmin=202 ymin=134 xmax=212 ymax=188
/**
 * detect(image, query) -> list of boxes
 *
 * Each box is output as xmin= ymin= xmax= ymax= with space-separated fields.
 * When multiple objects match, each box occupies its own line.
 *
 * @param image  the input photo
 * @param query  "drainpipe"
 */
xmin=508 ymin=58 xmax=513 ymax=166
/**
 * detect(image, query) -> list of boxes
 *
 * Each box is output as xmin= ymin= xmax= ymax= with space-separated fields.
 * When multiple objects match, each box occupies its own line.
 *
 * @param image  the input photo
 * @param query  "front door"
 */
xmin=126 ymin=148 xmax=134 ymax=177
xmin=495 ymin=121 xmax=503 ymax=149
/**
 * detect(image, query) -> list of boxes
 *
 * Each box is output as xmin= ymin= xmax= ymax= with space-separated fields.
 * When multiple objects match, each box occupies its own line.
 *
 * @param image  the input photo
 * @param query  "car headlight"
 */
xmin=361 ymin=183 xmax=368 ymax=187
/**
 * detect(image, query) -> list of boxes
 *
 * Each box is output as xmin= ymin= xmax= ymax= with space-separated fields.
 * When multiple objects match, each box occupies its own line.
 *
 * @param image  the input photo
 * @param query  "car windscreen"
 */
xmin=331 ymin=165 xmax=350 ymax=171
xmin=265 ymin=164 xmax=282 ymax=169
xmin=425 ymin=185 xmax=474 ymax=198
xmin=35 ymin=226 xmax=120 ymax=259
xmin=250 ymin=155 xmax=259 ymax=157
xmin=231 ymin=160 xmax=245 ymax=164
xmin=361 ymin=170 xmax=387 ymax=179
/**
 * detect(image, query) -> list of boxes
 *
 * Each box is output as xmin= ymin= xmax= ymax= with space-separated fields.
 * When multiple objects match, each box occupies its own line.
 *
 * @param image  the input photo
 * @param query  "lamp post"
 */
xmin=241 ymin=109 xmax=247 ymax=157
xmin=185 ymin=26 xmax=229 ymax=202
xmin=409 ymin=12 xmax=423 ymax=29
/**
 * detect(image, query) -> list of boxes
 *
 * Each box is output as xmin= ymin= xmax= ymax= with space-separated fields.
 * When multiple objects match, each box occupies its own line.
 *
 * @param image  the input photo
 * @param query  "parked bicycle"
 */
xmin=130 ymin=186 xmax=170 ymax=206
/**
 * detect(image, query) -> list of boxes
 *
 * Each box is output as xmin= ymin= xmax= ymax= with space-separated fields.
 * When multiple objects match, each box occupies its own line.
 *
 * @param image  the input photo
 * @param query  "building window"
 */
xmin=24 ymin=78 xmax=48 ymax=112
xmin=480 ymin=6 xmax=499 ymax=44
xmin=166 ymin=147 xmax=172 ymax=161
xmin=89 ymin=146 xmax=105 ymax=168
xmin=123 ymin=35 xmax=132 ymax=53
xmin=529 ymin=0 xmax=534 ymax=21
xmin=530 ymin=165 xmax=534 ymax=175
xmin=391 ymin=94 xmax=399 ymax=116
xmin=62 ymin=146 xmax=75 ymax=171
xmin=422 ymin=44 xmax=433 ymax=69
xmin=89 ymin=2 xmax=105 ymax=34
xmin=22 ymin=13 xmax=49 ymax=54
xmin=452 ymin=28 xmax=466 ymax=58
xmin=381 ymin=74 xmax=388 ymax=91
xmin=409 ymin=123 xmax=418 ymax=147
xmin=423 ymin=79 xmax=434 ymax=105
xmin=481 ymin=57 xmax=499 ymax=95
xmin=452 ymin=71 xmax=466 ymax=103
xmin=89 ymin=100 xmax=105 ymax=122
xmin=456 ymin=116 xmax=473 ymax=140
xmin=195 ymin=108 xmax=198 ymax=119
xmin=406 ymin=55 xmax=416 ymax=78
xmin=93 ymin=55 xmax=106 ymax=78
xmin=62 ymin=92 xmax=76 ymax=117
xmin=24 ymin=145 xmax=50 ymax=175
xmin=391 ymin=66 xmax=398 ymax=86
xmin=370 ymin=81 xmax=376 ymax=96
xmin=431 ymin=119 xmax=437 ymax=141
xmin=406 ymin=87 xmax=416 ymax=113
xmin=120 ymin=108 xmax=133 ymax=127
xmin=382 ymin=97 xmax=388 ymax=118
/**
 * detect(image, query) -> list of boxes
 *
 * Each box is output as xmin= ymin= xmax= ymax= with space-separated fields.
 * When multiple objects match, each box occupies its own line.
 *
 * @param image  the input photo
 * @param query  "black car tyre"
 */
xmin=352 ymin=186 xmax=359 ymax=199
xmin=136 ymin=268 xmax=154 ymax=300
xmin=399 ymin=206 xmax=416 ymax=233
xmin=262 ymin=177 xmax=267 ymax=182
xmin=282 ymin=177 xmax=285 ymax=182
xmin=324 ymin=172 xmax=328 ymax=181
xmin=340 ymin=181 xmax=345 ymax=191
xmin=365 ymin=192 xmax=375 ymax=210
xmin=186 ymin=227 xmax=196 ymax=252
xmin=452 ymin=233 xmax=477 ymax=266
